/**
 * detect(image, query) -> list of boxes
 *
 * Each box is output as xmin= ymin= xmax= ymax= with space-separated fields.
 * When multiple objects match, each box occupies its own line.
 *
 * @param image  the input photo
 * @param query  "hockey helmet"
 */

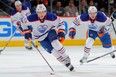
xmin=112 ymin=11 xmax=116 ymax=19
xmin=36 ymin=4 xmax=46 ymax=12
xmin=15 ymin=0 xmax=22 ymax=6
xmin=88 ymin=6 xmax=97 ymax=13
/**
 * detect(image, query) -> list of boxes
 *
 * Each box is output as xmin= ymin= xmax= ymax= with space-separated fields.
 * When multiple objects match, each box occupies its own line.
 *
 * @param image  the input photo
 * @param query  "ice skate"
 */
xmin=110 ymin=52 xmax=115 ymax=58
xmin=65 ymin=63 xmax=74 ymax=71
xmin=80 ymin=57 xmax=88 ymax=64
xmin=25 ymin=46 xmax=33 ymax=50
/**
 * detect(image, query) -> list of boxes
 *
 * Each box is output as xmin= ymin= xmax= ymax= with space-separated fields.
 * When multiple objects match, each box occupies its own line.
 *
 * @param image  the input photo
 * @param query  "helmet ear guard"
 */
xmin=36 ymin=4 xmax=47 ymax=12
xmin=88 ymin=6 xmax=97 ymax=13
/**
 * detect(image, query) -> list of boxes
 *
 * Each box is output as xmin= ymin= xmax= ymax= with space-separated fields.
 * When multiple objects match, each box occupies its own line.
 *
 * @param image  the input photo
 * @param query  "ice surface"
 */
xmin=0 ymin=46 xmax=116 ymax=77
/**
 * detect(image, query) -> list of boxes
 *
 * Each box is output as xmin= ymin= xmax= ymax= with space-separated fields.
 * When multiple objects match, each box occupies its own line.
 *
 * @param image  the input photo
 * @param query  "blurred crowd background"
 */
xmin=0 ymin=0 xmax=116 ymax=16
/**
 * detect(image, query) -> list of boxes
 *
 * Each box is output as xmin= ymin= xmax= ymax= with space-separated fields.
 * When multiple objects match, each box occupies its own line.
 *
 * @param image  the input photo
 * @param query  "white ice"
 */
xmin=0 ymin=46 xmax=116 ymax=77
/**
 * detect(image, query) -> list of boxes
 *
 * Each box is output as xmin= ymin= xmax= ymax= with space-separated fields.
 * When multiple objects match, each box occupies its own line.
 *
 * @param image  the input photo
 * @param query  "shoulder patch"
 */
xmin=46 ymin=12 xmax=57 ymax=21
xmin=96 ymin=12 xmax=107 ymax=22
xmin=11 ymin=9 xmax=17 ymax=15
xmin=27 ymin=13 xmax=38 ymax=22
xmin=22 ymin=5 xmax=28 ymax=10
xmin=80 ymin=13 xmax=89 ymax=21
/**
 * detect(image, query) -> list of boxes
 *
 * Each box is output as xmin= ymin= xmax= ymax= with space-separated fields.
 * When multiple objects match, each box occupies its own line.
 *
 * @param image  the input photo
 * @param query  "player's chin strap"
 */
xmin=28 ymin=38 xmax=55 ymax=74
xmin=0 ymin=29 xmax=17 ymax=53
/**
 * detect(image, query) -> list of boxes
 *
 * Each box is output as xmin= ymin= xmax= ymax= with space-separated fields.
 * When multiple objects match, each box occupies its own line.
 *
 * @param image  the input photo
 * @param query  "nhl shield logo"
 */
xmin=38 ymin=24 xmax=48 ymax=33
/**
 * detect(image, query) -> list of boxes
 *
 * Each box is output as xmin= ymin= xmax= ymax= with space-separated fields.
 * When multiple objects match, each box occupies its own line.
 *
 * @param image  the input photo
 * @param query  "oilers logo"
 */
xmin=38 ymin=24 xmax=48 ymax=33
xmin=88 ymin=23 xmax=98 ymax=30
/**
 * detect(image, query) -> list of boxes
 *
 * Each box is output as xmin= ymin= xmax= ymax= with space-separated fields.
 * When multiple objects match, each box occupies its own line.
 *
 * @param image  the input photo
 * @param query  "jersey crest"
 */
xmin=88 ymin=23 xmax=98 ymax=29
xmin=37 ymin=24 xmax=48 ymax=33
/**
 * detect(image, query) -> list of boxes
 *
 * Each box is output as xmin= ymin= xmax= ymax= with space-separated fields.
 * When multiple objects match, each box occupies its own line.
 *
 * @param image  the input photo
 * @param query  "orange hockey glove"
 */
xmin=69 ymin=28 xmax=76 ymax=39
xmin=58 ymin=29 xmax=66 ymax=43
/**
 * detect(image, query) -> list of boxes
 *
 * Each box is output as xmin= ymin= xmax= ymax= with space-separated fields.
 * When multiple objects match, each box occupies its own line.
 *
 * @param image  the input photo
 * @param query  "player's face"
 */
xmin=15 ymin=5 xmax=22 ymax=12
xmin=89 ymin=12 xmax=97 ymax=19
xmin=37 ymin=11 xmax=46 ymax=19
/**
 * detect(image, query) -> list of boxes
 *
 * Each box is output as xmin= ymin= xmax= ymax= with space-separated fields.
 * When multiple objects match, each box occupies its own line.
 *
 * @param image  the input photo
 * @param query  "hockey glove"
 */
xmin=17 ymin=21 xmax=21 ymax=26
xmin=69 ymin=28 xmax=76 ymax=39
xmin=24 ymin=32 xmax=32 ymax=39
xmin=113 ymin=11 xmax=116 ymax=19
xmin=111 ymin=11 xmax=116 ymax=21
xmin=17 ymin=27 xmax=31 ymax=36
xmin=24 ymin=30 xmax=32 ymax=34
xmin=98 ymin=28 xmax=107 ymax=37
xmin=58 ymin=29 xmax=65 ymax=43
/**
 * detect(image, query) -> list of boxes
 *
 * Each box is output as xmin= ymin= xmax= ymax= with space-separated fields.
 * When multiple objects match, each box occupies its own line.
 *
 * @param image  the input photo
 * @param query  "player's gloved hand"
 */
xmin=98 ymin=28 xmax=107 ymax=33
xmin=23 ymin=30 xmax=32 ymax=34
xmin=17 ymin=21 xmax=21 ymax=26
xmin=69 ymin=28 xmax=76 ymax=39
xmin=98 ymin=28 xmax=106 ymax=37
xmin=111 ymin=11 xmax=116 ymax=21
xmin=58 ymin=29 xmax=65 ymax=43
xmin=113 ymin=11 xmax=116 ymax=19
xmin=20 ymin=30 xmax=31 ymax=36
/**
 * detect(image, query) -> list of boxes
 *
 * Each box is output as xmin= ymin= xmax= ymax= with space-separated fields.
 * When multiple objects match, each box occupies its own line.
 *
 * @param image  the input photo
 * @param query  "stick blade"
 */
xmin=0 ymin=49 xmax=3 ymax=52
xmin=0 ymin=50 xmax=3 ymax=54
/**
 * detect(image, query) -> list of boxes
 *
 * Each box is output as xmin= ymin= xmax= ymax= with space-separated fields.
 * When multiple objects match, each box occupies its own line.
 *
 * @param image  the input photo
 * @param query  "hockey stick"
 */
xmin=0 ymin=29 xmax=17 ymax=53
xmin=0 ymin=18 xmax=24 ymax=53
xmin=110 ymin=11 xmax=116 ymax=35
xmin=110 ymin=10 xmax=116 ymax=21
xmin=30 ymin=40 xmax=55 ymax=75
xmin=87 ymin=50 xmax=116 ymax=63
xmin=112 ymin=22 xmax=116 ymax=35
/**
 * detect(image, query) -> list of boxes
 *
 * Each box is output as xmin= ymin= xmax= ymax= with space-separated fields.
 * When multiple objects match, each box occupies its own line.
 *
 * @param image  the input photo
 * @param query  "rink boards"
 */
xmin=0 ymin=17 xmax=116 ymax=47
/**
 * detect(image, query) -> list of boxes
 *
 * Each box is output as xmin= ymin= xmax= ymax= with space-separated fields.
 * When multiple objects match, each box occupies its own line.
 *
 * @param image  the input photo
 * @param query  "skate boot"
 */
xmin=34 ymin=44 xmax=38 ymax=48
xmin=24 ymin=39 xmax=33 ymax=50
xmin=110 ymin=52 xmax=115 ymax=58
xmin=65 ymin=63 xmax=74 ymax=71
xmin=25 ymin=46 xmax=33 ymax=50
xmin=80 ymin=57 xmax=88 ymax=64
xmin=64 ymin=56 xmax=74 ymax=71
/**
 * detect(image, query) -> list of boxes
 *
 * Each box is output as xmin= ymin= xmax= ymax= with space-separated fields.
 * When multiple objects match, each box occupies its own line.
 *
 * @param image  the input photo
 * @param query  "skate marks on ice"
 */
xmin=0 ymin=64 xmax=116 ymax=77
xmin=0 ymin=66 xmax=116 ymax=77
xmin=0 ymin=46 xmax=116 ymax=77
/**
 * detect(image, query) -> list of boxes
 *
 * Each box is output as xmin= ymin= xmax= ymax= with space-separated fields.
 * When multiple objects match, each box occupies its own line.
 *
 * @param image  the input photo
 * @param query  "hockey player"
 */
xmin=25 ymin=4 xmax=74 ymax=71
xmin=69 ymin=6 xmax=115 ymax=63
xmin=11 ymin=0 xmax=36 ymax=50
